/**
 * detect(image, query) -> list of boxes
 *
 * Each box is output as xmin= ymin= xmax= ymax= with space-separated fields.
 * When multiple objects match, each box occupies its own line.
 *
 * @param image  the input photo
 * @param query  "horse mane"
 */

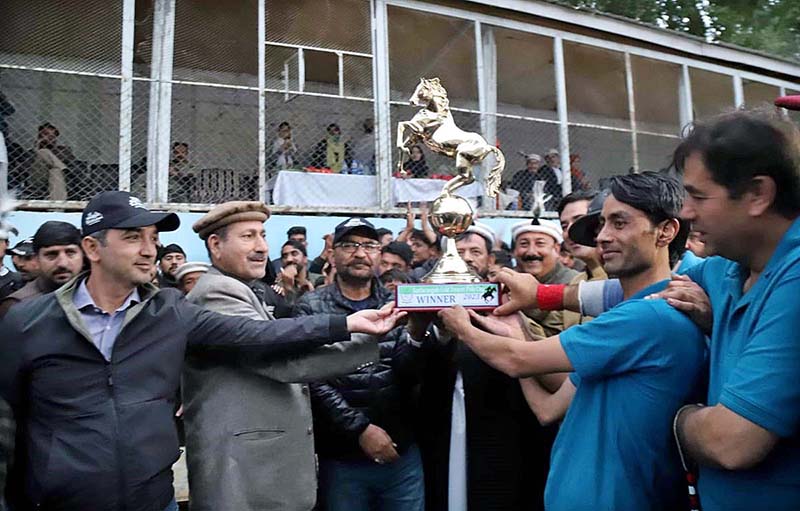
xmin=423 ymin=78 xmax=450 ymax=111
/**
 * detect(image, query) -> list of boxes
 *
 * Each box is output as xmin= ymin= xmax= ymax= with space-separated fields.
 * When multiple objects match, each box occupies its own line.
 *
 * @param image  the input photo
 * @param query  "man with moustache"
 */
xmin=0 ymin=221 xmax=84 ymax=318
xmin=8 ymin=238 xmax=38 ymax=283
xmin=182 ymin=205 xmax=390 ymax=511
xmin=511 ymin=219 xmax=578 ymax=337
xmin=156 ymin=243 xmax=186 ymax=288
xmin=411 ymin=223 xmax=549 ymax=511
xmin=295 ymin=218 xmax=424 ymax=511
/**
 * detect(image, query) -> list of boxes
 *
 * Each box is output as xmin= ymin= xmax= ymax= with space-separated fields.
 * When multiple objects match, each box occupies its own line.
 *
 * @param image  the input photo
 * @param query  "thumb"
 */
xmin=493 ymin=300 xmax=521 ymax=316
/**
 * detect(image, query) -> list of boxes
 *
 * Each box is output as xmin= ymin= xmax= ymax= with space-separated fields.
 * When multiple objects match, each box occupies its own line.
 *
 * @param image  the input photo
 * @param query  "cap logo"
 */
xmin=129 ymin=196 xmax=146 ymax=209
xmin=343 ymin=218 xmax=364 ymax=227
xmin=85 ymin=211 xmax=104 ymax=226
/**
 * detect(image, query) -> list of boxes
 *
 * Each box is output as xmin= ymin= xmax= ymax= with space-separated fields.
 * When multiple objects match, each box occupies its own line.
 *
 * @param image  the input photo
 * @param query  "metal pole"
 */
xmin=475 ymin=21 xmax=487 ymax=137
xmin=118 ymin=0 xmax=135 ymax=191
xmin=624 ymin=52 xmax=639 ymax=172
xmin=553 ymin=37 xmax=572 ymax=195
xmin=258 ymin=0 xmax=267 ymax=202
xmin=733 ymin=74 xmax=744 ymax=107
xmin=372 ymin=0 xmax=393 ymax=210
xmin=678 ymin=64 xmax=693 ymax=131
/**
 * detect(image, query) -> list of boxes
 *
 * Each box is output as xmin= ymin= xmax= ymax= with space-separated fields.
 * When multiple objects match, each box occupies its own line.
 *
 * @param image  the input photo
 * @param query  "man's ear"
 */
xmin=207 ymin=233 xmax=221 ymax=260
xmin=81 ymin=236 xmax=101 ymax=263
xmin=656 ymin=218 xmax=680 ymax=248
xmin=744 ymin=176 xmax=777 ymax=217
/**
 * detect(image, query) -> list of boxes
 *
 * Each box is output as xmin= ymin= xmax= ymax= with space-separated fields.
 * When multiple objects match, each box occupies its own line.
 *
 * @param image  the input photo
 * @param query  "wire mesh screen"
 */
xmin=129 ymin=80 xmax=151 ymax=198
xmin=631 ymin=56 xmax=680 ymax=136
xmin=266 ymin=0 xmax=372 ymax=54
xmin=743 ymin=80 xmax=780 ymax=109
xmin=168 ymin=84 xmax=259 ymax=203
xmin=690 ymin=69 xmax=734 ymax=121
xmin=637 ymin=134 xmax=679 ymax=173
xmin=564 ymin=42 xmax=629 ymax=130
xmin=569 ymin=126 xmax=633 ymax=187
xmin=1 ymin=68 xmax=121 ymax=201
xmin=0 ymin=0 xmax=122 ymax=76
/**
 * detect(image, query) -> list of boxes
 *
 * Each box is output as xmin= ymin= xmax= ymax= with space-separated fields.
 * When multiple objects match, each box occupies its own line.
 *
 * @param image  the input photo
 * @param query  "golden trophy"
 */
xmin=394 ymin=78 xmax=506 ymax=310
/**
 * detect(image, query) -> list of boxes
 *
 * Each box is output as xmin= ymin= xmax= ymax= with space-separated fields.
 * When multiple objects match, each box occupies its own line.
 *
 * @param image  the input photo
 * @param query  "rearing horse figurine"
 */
xmin=396 ymin=77 xmax=505 ymax=197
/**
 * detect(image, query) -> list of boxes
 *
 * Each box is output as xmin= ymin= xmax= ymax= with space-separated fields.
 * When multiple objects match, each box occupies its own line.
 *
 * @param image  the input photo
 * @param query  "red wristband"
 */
xmin=536 ymin=284 xmax=565 ymax=310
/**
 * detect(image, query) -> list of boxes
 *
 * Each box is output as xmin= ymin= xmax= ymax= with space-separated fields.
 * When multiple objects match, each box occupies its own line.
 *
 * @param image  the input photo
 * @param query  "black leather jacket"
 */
xmin=294 ymin=279 xmax=423 ymax=460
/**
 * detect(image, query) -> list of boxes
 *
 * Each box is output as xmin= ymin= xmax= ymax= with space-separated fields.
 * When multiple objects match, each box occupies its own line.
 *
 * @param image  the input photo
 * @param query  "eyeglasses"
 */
xmin=335 ymin=241 xmax=382 ymax=254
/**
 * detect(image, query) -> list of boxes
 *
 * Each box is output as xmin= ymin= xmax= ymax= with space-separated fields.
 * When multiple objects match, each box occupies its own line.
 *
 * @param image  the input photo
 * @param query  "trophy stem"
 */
xmin=422 ymin=237 xmax=481 ymax=284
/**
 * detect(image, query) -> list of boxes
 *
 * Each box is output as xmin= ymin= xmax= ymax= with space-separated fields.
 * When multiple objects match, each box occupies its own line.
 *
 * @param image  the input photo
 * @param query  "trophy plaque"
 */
xmin=394 ymin=77 xmax=505 ymax=311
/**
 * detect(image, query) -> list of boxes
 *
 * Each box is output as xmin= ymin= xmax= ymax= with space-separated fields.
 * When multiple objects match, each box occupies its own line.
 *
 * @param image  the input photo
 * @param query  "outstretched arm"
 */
xmin=520 ymin=375 xmax=576 ymax=426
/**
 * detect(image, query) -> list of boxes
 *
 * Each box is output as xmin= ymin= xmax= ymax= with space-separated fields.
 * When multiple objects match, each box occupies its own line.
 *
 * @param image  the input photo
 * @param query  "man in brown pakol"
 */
xmin=0 ymin=221 xmax=83 ymax=317
xmin=182 ymin=202 xmax=384 ymax=511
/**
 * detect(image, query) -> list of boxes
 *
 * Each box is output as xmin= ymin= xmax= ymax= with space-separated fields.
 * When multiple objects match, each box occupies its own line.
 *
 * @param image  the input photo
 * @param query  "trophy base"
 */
xmin=395 ymin=282 xmax=500 ymax=312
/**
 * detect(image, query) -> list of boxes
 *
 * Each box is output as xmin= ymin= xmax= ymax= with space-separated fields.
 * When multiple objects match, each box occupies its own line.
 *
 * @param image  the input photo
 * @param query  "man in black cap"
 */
xmin=156 ymin=243 xmax=186 ymax=288
xmin=0 ymin=221 xmax=84 ymax=318
xmin=295 ymin=218 xmax=425 ymax=511
xmin=9 ymin=237 xmax=38 ymax=283
xmin=0 ymin=191 xmax=405 ymax=511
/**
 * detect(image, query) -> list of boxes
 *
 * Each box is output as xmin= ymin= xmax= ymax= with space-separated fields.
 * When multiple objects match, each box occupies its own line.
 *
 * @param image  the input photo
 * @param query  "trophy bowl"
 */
xmin=429 ymin=194 xmax=473 ymax=238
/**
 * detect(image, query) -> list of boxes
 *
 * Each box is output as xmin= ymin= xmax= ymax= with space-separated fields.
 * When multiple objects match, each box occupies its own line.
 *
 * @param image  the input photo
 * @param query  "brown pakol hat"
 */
xmin=193 ymin=201 xmax=270 ymax=240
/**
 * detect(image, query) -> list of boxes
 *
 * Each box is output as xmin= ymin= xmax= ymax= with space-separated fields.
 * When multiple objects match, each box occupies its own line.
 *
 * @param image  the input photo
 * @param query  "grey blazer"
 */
xmin=183 ymin=267 xmax=378 ymax=511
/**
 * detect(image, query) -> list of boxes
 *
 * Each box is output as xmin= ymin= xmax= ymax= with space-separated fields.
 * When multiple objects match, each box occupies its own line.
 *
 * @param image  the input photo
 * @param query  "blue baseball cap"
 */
xmin=82 ymin=191 xmax=180 ymax=236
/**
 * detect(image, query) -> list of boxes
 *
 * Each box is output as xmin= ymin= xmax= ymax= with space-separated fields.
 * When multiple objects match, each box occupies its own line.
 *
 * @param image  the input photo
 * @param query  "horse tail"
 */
xmin=486 ymin=147 xmax=505 ymax=198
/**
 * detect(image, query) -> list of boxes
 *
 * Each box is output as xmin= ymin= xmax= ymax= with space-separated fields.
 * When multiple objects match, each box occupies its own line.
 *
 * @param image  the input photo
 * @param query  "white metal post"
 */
xmin=118 ymin=0 xmax=135 ymax=191
xmin=678 ymin=64 xmax=693 ymax=131
xmin=553 ymin=36 xmax=572 ymax=195
xmin=733 ymin=74 xmax=744 ymax=107
xmin=258 ymin=0 xmax=267 ymax=201
xmin=372 ymin=0 xmax=393 ymax=209
xmin=338 ymin=52 xmax=345 ymax=97
xmin=624 ymin=52 xmax=639 ymax=172
xmin=146 ymin=0 xmax=176 ymax=203
xmin=475 ymin=21 xmax=498 ymax=210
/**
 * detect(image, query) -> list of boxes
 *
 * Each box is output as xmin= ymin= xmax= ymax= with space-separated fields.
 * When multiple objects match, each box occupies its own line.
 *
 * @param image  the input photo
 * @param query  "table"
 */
xmin=268 ymin=171 xmax=485 ymax=207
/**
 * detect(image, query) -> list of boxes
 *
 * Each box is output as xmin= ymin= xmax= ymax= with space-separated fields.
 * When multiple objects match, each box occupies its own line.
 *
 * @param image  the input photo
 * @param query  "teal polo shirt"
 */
xmin=548 ymin=280 xmax=706 ymax=511
xmin=683 ymin=217 xmax=800 ymax=511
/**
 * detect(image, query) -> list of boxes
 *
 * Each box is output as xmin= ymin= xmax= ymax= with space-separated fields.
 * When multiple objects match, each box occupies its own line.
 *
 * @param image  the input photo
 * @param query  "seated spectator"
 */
xmin=379 ymin=241 xmax=414 ymax=276
xmin=271 ymin=121 xmax=299 ymax=171
xmin=9 ymin=237 xmax=38 ymax=282
xmin=379 ymin=268 xmax=411 ymax=293
xmin=169 ymin=142 xmax=196 ymax=203
xmin=310 ymin=123 xmax=352 ymax=173
xmin=174 ymin=262 xmax=210 ymax=295
xmin=402 ymin=145 xmax=429 ymax=178
xmin=569 ymin=154 xmax=590 ymax=191
xmin=351 ymin=118 xmax=375 ymax=174
xmin=508 ymin=152 xmax=560 ymax=211
xmin=376 ymin=228 xmax=393 ymax=247
xmin=30 ymin=122 xmax=75 ymax=200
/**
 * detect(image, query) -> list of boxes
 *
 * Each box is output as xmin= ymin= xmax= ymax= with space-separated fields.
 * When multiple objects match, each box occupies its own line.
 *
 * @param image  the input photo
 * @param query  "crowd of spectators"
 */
xmin=0 ymin=105 xmax=798 ymax=511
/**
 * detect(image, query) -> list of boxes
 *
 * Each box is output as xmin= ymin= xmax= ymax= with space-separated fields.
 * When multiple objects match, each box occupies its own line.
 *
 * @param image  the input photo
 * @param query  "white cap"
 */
xmin=511 ymin=219 xmax=563 ymax=245
xmin=175 ymin=262 xmax=210 ymax=282
xmin=465 ymin=222 xmax=496 ymax=247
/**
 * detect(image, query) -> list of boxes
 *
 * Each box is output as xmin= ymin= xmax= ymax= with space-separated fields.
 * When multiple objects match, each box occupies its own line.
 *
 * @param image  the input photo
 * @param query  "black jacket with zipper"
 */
xmin=0 ymin=273 xmax=349 ymax=511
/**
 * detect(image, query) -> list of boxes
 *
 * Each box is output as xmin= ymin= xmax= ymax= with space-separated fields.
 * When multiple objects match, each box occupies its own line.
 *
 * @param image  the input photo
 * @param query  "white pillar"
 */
xmin=118 ymin=0 xmax=135 ymax=191
xmin=733 ymin=74 xmax=744 ymax=108
xmin=553 ymin=37 xmax=571 ymax=196
xmin=678 ymin=64 xmax=694 ymax=131
xmin=372 ymin=0 xmax=393 ymax=209
xmin=258 ymin=0 xmax=267 ymax=201
xmin=624 ymin=52 xmax=639 ymax=172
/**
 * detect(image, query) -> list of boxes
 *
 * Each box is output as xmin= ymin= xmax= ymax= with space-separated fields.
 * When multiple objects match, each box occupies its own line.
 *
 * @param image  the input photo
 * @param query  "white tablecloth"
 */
xmin=269 ymin=171 xmax=485 ymax=207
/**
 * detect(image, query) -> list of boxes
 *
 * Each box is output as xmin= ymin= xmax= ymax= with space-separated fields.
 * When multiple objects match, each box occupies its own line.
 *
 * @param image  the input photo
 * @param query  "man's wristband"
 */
xmin=537 ymin=284 xmax=565 ymax=310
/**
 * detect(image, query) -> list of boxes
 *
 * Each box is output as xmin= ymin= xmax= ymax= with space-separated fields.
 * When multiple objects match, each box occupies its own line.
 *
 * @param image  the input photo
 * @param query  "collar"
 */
xmin=0 ymin=266 xmax=8 ymax=277
xmin=73 ymin=276 xmax=142 ymax=314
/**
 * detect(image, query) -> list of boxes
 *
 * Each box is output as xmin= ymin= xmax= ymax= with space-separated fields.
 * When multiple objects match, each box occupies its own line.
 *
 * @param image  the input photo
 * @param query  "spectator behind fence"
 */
xmin=351 ymin=118 xmax=375 ymax=174
xmin=182 ymin=203 xmax=390 ymax=511
xmin=310 ymin=123 xmax=352 ymax=173
xmin=0 ymin=191 xmax=404 ymax=511
xmin=402 ymin=145 xmax=429 ymax=179
xmin=569 ymin=153 xmax=590 ymax=191
xmin=271 ymin=121 xmax=299 ymax=171
xmin=8 ymin=237 xmax=38 ymax=283
xmin=295 ymin=218 xmax=425 ymax=511
xmin=30 ymin=122 xmax=76 ymax=201
xmin=0 ymin=221 xmax=83 ymax=318
xmin=508 ymin=152 xmax=560 ymax=211
xmin=168 ymin=142 xmax=196 ymax=203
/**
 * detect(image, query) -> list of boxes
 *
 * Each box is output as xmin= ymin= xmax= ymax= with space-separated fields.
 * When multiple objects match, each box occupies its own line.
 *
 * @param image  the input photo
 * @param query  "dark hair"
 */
xmin=287 ymin=226 xmax=306 ymax=238
xmin=455 ymin=231 xmax=491 ymax=255
xmin=172 ymin=141 xmax=188 ymax=150
xmin=376 ymin=227 xmax=392 ymax=238
xmin=380 ymin=268 xmax=411 ymax=285
xmin=327 ymin=123 xmax=340 ymax=133
xmin=381 ymin=241 xmax=413 ymax=266
xmin=607 ymin=172 xmax=686 ymax=266
xmin=281 ymin=239 xmax=307 ymax=257
xmin=278 ymin=121 xmax=291 ymax=130
xmin=409 ymin=229 xmax=434 ymax=247
xmin=491 ymin=249 xmax=513 ymax=268
xmin=33 ymin=221 xmax=81 ymax=253
xmin=557 ymin=189 xmax=598 ymax=215
xmin=204 ymin=224 xmax=230 ymax=261
xmin=672 ymin=108 xmax=800 ymax=218
xmin=38 ymin=122 xmax=59 ymax=135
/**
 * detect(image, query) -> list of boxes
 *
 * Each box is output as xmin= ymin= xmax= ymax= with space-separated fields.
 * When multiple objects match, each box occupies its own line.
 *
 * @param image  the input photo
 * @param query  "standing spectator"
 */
xmin=351 ymin=118 xmax=376 ymax=174
xmin=295 ymin=218 xmax=424 ymax=511
xmin=29 ymin=122 xmax=76 ymax=200
xmin=8 ymin=237 xmax=38 ymax=282
xmin=0 ymin=224 xmax=22 ymax=300
xmin=271 ymin=121 xmax=299 ymax=170
xmin=410 ymin=224 xmax=549 ymax=511
xmin=569 ymin=153 xmax=590 ymax=191
xmin=508 ymin=153 xmax=560 ymax=211
xmin=183 ymin=203 xmax=390 ymax=511
xmin=512 ymin=219 xmax=578 ymax=337
xmin=0 ymin=221 xmax=83 ymax=318
xmin=168 ymin=142 xmax=196 ymax=203
xmin=0 ymin=191 xmax=403 ymax=511
xmin=376 ymin=228 xmax=393 ymax=247
xmin=274 ymin=239 xmax=318 ymax=304
xmin=271 ymin=225 xmax=309 ymax=272
xmin=310 ymin=123 xmax=352 ymax=173
xmin=174 ymin=262 xmax=209 ymax=295
xmin=402 ymin=145 xmax=429 ymax=178
xmin=378 ymin=241 xmax=413 ymax=276
xmin=156 ymin=243 xmax=186 ymax=288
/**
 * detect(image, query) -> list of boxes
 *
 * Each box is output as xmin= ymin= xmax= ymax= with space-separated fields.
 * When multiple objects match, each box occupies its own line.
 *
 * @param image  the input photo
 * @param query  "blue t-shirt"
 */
xmin=547 ymin=280 xmax=706 ymax=511
xmin=682 ymin=217 xmax=800 ymax=511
